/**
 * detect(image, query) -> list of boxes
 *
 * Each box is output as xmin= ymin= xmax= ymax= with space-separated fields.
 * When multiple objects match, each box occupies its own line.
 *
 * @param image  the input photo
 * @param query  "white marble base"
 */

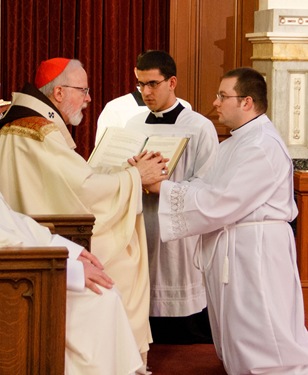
xmin=259 ymin=0 xmax=308 ymax=11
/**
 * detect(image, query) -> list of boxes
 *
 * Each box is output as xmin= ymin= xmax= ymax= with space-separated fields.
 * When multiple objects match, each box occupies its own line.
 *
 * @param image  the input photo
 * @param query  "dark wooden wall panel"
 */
xmin=169 ymin=0 xmax=258 ymax=141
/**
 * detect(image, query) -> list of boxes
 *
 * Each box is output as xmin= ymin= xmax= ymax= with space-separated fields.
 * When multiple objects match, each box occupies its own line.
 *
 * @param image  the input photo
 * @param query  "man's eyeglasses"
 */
xmin=216 ymin=93 xmax=246 ymax=102
xmin=137 ymin=78 xmax=168 ymax=90
xmin=62 ymin=85 xmax=90 ymax=96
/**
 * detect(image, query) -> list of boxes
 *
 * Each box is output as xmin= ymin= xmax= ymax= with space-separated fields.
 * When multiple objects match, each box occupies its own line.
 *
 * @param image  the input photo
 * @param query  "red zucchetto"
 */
xmin=35 ymin=57 xmax=70 ymax=88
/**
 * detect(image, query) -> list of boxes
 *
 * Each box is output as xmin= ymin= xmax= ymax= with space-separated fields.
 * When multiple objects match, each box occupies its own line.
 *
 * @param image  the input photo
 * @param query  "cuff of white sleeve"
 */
xmin=67 ymin=258 xmax=85 ymax=292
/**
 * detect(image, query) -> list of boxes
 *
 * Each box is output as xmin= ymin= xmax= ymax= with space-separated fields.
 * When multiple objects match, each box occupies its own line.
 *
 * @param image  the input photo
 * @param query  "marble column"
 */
xmin=246 ymin=0 xmax=308 ymax=169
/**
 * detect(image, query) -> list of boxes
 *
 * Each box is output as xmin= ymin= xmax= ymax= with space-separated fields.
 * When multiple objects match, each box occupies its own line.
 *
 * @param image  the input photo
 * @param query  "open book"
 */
xmin=88 ymin=127 xmax=189 ymax=177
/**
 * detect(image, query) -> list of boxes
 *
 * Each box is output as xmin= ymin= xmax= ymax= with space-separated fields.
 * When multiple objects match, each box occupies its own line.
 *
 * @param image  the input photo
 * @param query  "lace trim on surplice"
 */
xmin=170 ymin=184 xmax=189 ymax=238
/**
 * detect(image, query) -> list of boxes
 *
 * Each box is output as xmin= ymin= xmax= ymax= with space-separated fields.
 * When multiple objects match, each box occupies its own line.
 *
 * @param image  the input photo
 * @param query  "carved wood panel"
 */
xmin=31 ymin=214 xmax=95 ymax=251
xmin=0 ymin=248 xmax=67 ymax=375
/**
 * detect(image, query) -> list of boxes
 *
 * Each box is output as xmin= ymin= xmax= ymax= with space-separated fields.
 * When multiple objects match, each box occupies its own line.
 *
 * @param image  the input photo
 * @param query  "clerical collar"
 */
xmin=231 ymin=113 xmax=263 ymax=133
xmin=145 ymin=101 xmax=185 ymax=124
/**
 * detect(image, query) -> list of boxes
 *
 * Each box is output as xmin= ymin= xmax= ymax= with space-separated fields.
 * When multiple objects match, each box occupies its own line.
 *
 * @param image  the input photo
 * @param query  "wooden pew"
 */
xmin=31 ymin=214 xmax=95 ymax=251
xmin=0 ymin=213 xmax=96 ymax=374
xmin=0 ymin=247 xmax=68 ymax=375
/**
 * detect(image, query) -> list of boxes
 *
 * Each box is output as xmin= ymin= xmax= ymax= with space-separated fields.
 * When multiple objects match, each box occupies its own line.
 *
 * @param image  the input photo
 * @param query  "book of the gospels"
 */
xmin=88 ymin=127 xmax=189 ymax=177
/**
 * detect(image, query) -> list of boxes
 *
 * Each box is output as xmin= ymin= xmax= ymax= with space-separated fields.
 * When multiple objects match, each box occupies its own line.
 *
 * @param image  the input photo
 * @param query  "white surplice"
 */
xmin=126 ymin=103 xmax=218 ymax=316
xmin=95 ymin=92 xmax=192 ymax=145
xmin=158 ymin=114 xmax=308 ymax=374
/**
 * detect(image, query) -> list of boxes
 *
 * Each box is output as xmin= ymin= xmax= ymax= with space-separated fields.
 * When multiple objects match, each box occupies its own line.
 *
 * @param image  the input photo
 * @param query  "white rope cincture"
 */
xmin=193 ymin=220 xmax=286 ymax=285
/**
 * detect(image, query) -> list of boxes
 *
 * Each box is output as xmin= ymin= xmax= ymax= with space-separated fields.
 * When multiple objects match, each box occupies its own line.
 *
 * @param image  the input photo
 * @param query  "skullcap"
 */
xmin=35 ymin=57 xmax=70 ymax=88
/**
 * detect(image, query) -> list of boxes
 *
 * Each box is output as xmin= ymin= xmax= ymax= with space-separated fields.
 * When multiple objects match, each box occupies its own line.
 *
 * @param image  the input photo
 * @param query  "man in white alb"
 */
xmin=138 ymin=67 xmax=308 ymax=375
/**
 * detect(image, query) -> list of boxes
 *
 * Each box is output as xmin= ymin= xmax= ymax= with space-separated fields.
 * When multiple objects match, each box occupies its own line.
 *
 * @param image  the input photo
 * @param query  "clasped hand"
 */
xmin=128 ymin=150 xmax=169 ymax=188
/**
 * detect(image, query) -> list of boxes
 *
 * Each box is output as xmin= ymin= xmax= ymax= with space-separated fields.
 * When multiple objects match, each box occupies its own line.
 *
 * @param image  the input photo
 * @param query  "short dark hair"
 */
xmin=136 ymin=50 xmax=177 ymax=79
xmin=223 ymin=67 xmax=268 ymax=113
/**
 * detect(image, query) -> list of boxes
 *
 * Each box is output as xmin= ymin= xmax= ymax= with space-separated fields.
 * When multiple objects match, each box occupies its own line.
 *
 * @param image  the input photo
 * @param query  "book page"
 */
xmin=143 ymin=136 xmax=189 ymax=176
xmin=88 ymin=127 xmax=147 ymax=168
xmin=143 ymin=136 xmax=183 ymax=160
